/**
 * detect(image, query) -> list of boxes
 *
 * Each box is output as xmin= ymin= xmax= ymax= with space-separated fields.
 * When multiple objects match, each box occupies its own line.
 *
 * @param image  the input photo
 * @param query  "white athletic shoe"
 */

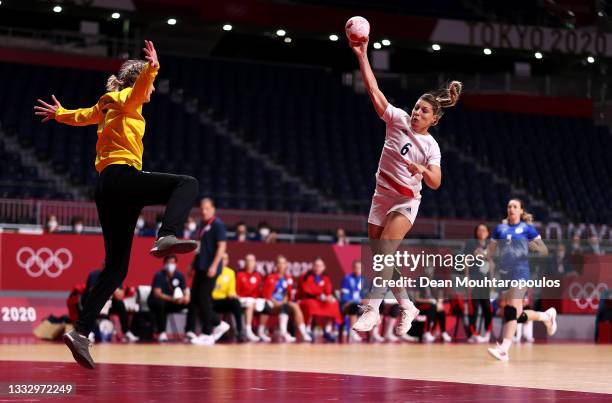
xmin=401 ymin=334 xmax=419 ymax=343
xmin=487 ymin=344 xmax=509 ymax=361
xmin=300 ymin=332 xmax=313 ymax=343
xmin=258 ymin=329 xmax=272 ymax=343
xmin=441 ymin=332 xmax=452 ymax=343
xmin=191 ymin=334 xmax=215 ymax=346
xmin=523 ymin=336 xmax=535 ymax=343
xmin=281 ymin=333 xmax=296 ymax=343
xmin=88 ymin=332 xmax=95 ymax=344
xmin=545 ymin=308 xmax=558 ymax=336
xmin=467 ymin=335 xmax=479 ymax=344
xmin=245 ymin=330 xmax=260 ymax=342
xmin=370 ymin=330 xmax=385 ymax=343
xmin=477 ymin=333 xmax=491 ymax=344
xmin=385 ymin=332 xmax=399 ymax=342
xmin=396 ymin=305 xmax=420 ymax=335
xmin=352 ymin=305 xmax=380 ymax=332
xmin=212 ymin=321 xmax=231 ymax=342
xmin=158 ymin=332 xmax=168 ymax=343
xmin=349 ymin=330 xmax=362 ymax=343
xmin=422 ymin=331 xmax=435 ymax=343
xmin=124 ymin=331 xmax=139 ymax=343
xmin=185 ymin=331 xmax=197 ymax=341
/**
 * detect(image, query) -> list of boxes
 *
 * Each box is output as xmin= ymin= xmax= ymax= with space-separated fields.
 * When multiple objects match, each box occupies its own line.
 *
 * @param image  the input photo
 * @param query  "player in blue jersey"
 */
xmin=487 ymin=198 xmax=558 ymax=361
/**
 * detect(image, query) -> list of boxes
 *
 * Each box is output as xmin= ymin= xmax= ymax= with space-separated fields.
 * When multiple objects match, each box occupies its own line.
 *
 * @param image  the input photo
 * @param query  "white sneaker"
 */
xmin=441 ymin=332 xmax=452 ymax=343
xmin=88 ymin=332 xmax=95 ymax=344
xmin=281 ymin=332 xmax=296 ymax=343
xmin=545 ymin=308 xmax=557 ymax=336
xmin=487 ymin=344 xmax=509 ymax=361
xmin=467 ymin=335 xmax=479 ymax=344
xmin=185 ymin=331 xmax=197 ymax=341
xmin=477 ymin=333 xmax=491 ymax=344
xmin=349 ymin=330 xmax=362 ymax=343
xmin=385 ymin=332 xmax=399 ymax=342
xmin=158 ymin=332 xmax=168 ymax=343
xmin=258 ymin=329 xmax=271 ymax=343
xmin=245 ymin=330 xmax=260 ymax=342
xmin=300 ymin=332 xmax=313 ymax=343
xmin=124 ymin=331 xmax=139 ymax=342
xmin=370 ymin=330 xmax=385 ymax=343
xmin=352 ymin=305 xmax=380 ymax=332
xmin=396 ymin=305 xmax=420 ymax=335
xmin=212 ymin=321 xmax=231 ymax=342
xmin=401 ymin=334 xmax=419 ymax=342
xmin=191 ymin=334 xmax=215 ymax=346
xmin=422 ymin=331 xmax=435 ymax=343
xmin=523 ymin=336 xmax=535 ymax=343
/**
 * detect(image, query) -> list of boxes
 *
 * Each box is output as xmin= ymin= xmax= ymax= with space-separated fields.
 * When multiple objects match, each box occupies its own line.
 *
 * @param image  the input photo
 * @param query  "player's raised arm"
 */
xmin=350 ymin=39 xmax=389 ymax=118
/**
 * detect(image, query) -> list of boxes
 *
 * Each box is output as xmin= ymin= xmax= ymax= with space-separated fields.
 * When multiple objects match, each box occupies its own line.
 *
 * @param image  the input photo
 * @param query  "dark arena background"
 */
xmin=0 ymin=1 xmax=611 ymax=402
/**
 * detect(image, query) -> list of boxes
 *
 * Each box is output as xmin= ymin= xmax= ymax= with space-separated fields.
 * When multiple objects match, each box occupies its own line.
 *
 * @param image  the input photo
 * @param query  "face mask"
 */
xmin=259 ymin=228 xmax=270 ymax=238
xmin=48 ymin=220 xmax=58 ymax=231
xmin=74 ymin=224 xmax=84 ymax=233
xmin=188 ymin=222 xmax=197 ymax=232
xmin=136 ymin=218 xmax=145 ymax=229
xmin=165 ymin=263 xmax=176 ymax=274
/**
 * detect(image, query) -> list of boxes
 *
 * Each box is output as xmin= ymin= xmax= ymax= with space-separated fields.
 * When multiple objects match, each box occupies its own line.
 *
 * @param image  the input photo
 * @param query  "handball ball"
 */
xmin=345 ymin=16 xmax=370 ymax=43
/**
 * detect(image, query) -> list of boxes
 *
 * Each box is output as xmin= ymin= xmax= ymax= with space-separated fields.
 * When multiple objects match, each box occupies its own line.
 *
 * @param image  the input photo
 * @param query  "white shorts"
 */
xmin=367 ymin=185 xmax=421 ymax=227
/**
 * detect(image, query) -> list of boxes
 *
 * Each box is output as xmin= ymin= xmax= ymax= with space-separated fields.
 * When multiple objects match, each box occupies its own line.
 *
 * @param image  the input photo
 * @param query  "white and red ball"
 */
xmin=345 ymin=16 xmax=370 ymax=43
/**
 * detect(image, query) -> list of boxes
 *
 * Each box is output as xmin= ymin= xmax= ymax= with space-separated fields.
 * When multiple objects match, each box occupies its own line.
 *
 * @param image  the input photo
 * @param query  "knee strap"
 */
xmin=517 ymin=312 xmax=528 ymax=324
xmin=504 ymin=305 xmax=518 ymax=322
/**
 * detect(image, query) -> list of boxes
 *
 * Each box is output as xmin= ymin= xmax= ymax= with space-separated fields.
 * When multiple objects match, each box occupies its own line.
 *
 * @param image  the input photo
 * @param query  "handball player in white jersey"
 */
xmin=349 ymin=38 xmax=462 ymax=335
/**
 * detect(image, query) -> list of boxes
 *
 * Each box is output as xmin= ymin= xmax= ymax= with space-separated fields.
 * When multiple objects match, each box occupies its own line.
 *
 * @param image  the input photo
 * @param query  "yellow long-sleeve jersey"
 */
xmin=212 ymin=267 xmax=237 ymax=300
xmin=55 ymin=62 xmax=159 ymax=172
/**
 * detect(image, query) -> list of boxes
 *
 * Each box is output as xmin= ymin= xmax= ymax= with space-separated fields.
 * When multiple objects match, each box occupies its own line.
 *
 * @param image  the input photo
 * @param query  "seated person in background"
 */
xmin=298 ymin=257 xmax=342 ymax=342
xmin=413 ymin=267 xmax=451 ymax=343
xmin=547 ymin=243 xmax=576 ymax=276
xmin=211 ymin=253 xmax=244 ymax=342
xmin=83 ymin=263 xmax=138 ymax=343
xmin=341 ymin=260 xmax=367 ymax=342
xmin=335 ymin=228 xmax=349 ymax=246
xmin=234 ymin=222 xmax=250 ymax=242
xmin=263 ymin=255 xmax=312 ymax=342
xmin=148 ymin=255 xmax=190 ymax=342
xmin=236 ymin=254 xmax=271 ymax=342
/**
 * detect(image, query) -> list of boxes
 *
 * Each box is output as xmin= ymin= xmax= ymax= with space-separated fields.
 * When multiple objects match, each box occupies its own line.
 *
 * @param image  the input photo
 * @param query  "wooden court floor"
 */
xmin=1 ymin=342 xmax=611 ymax=395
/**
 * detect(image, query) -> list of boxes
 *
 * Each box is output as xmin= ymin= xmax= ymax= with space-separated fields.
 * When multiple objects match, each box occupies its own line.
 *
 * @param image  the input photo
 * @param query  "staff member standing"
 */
xmin=186 ymin=198 xmax=229 ymax=345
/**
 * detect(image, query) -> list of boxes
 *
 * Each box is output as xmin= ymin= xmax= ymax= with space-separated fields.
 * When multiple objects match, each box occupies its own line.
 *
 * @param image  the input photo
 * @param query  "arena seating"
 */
xmin=0 ymin=56 xmax=610 ymax=222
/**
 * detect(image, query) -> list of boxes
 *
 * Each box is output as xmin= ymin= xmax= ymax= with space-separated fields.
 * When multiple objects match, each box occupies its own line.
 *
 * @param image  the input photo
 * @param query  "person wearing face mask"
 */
xmin=71 ymin=216 xmax=85 ymax=235
xmin=148 ymin=255 xmax=190 ymax=342
xmin=183 ymin=216 xmax=198 ymax=240
xmin=255 ymin=222 xmax=271 ymax=242
xmin=45 ymin=215 xmax=59 ymax=234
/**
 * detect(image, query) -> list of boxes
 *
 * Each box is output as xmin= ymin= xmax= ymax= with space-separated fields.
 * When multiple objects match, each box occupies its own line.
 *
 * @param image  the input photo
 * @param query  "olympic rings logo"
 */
xmin=568 ymin=282 xmax=608 ymax=310
xmin=16 ymin=247 xmax=73 ymax=278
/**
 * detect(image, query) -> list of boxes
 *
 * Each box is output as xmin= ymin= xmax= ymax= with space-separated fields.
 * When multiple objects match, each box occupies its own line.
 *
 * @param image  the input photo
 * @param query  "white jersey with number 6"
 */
xmin=376 ymin=103 xmax=441 ymax=200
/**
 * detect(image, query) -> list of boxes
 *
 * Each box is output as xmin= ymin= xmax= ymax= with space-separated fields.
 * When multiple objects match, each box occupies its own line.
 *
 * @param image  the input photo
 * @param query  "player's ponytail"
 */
xmin=105 ymin=60 xmax=147 ymax=92
xmin=420 ymin=80 xmax=463 ymax=124
xmin=106 ymin=75 xmax=123 ymax=92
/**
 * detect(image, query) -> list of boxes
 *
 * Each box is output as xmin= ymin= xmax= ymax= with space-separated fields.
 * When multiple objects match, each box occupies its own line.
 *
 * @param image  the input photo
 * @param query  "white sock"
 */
xmin=500 ymin=338 xmax=512 ymax=352
xmin=298 ymin=324 xmax=308 ymax=336
xmin=371 ymin=323 xmax=382 ymax=338
xmin=324 ymin=323 xmax=333 ymax=333
xmin=258 ymin=325 xmax=266 ymax=335
xmin=279 ymin=313 xmax=289 ymax=335
xmin=246 ymin=326 xmax=256 ymax=337
xmin=537 ymin=311 xmax=548 ymax=321
xmin=367 ymin=299 xmax=383 ymax=310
